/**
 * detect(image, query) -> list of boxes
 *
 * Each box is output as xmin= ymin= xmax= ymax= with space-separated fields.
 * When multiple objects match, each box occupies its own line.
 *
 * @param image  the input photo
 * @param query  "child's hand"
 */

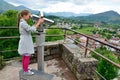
xmin=38 ymin=18 xmax=44 ymax=24
xmin=34 ymin=18 xmax=44 ymax=28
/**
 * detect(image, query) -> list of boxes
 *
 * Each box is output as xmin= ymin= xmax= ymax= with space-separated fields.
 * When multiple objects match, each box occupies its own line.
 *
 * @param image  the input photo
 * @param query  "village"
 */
xmin=56 ymin=21 xmax=120 ymax=54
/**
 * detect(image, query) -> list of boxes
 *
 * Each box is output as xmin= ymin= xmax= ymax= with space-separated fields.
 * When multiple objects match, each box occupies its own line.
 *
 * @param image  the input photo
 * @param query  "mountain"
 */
xmin=46 ymin=12 xmax=92 ymax=17
xmin=0 ymin=0 xmax=92 ymax=17
xmin=1 ymin=0 xmax=120 ymax=23
xmin=16 ymin=5 xmax=31 ymax=11
xmin=0 ymin=0 xmax=39 ymax=14
xmin=72 ymin=10 xmax=120 ymax=23
xmin=0 ymin=0 xmax=16 ymax=12
xmin=93 ymin=10 xmax=120 ymax=17
xmin=16 ymin=5 xmax=39 ymax=14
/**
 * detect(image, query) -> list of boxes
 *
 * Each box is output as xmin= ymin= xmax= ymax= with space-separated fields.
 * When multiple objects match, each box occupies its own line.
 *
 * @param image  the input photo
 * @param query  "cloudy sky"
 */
xmin=5 ymin=0 xmax=120 ymax=14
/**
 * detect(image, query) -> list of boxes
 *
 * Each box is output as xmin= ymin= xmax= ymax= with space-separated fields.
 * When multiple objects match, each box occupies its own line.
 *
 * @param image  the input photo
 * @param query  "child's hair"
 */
xmin=17 ymin=10 xmax=30 ymax=28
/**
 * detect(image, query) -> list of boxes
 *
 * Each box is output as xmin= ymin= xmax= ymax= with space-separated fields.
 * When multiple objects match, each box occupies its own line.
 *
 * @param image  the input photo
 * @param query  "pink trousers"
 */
xmin=22 ymin=54 xmax=30 ymax=72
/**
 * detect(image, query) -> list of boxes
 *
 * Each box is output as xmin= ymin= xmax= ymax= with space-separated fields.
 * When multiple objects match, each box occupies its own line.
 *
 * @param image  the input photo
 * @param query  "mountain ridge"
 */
xmin=0 ymin=0 xmax=92 ymax=16
xmin=0 ymin=0 xmax=38 ymax=14
xmin=1 ymin=0 xmax=120 ymax=23
xmin=71 ymin=10 xmax=120 ymax=23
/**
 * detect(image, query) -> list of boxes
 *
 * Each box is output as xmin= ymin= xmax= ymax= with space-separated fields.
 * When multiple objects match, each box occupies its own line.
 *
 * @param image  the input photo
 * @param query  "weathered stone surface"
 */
xmin=62 ymin=43 xmax=98 ymax=80
xmin=19 ymin=69 xmax=54 ymax=80
xmin=77 ymin=58 xmax=98 ymax=79
xmin=31 ymin=41 xmax=63 ymax=62
xmin=32 ymin=41 xmax=98 ymax=80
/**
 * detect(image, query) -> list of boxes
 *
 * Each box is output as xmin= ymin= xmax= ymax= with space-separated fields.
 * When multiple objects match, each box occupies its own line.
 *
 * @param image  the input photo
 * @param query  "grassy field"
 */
xmin=76 ymin=27 xmax=97 ymax=35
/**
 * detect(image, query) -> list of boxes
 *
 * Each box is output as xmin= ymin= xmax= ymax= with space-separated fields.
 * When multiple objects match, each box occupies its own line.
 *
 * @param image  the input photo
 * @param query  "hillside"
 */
xmin=0 ymin=0 xmax=16 ymax=12
xmin=0 ymin=0 xmax=38 ymax=14
xmin=72 ymin=10 xmax=120 ymax=23
xmin=0 ymin=0 xmax=92 ymax=17
xmin=1 ymin=0 xmax=120 ymax=23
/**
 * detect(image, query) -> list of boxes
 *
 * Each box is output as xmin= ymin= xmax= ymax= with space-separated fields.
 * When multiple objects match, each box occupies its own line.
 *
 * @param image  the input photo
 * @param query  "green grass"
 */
xmin=76 ymin=27 xmax=97 ymax=35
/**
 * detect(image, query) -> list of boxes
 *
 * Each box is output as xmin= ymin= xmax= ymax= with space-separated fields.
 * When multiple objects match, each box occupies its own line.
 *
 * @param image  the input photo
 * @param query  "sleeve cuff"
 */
xmin=31 ymin=26 xmax=37 ymax=32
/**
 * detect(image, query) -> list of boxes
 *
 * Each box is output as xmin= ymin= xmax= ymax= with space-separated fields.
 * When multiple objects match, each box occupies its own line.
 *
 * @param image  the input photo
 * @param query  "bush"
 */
xmin=0 ymin=10 xmax=18 ymax=26
xmin=91 ymin=46 xmax=119 ymax=79
xmin=97 ymin=53 xmax=118 ymax=80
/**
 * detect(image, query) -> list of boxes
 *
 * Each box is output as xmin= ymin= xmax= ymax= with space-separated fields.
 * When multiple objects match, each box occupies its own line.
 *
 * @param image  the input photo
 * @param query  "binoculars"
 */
xmin=31 ymin=11 xmax=54 ymax=24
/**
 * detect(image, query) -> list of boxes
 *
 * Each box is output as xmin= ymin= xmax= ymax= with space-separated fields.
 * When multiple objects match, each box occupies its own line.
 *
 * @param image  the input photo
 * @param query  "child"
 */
xmin=17 ymin=10 xmax=44 ymax=75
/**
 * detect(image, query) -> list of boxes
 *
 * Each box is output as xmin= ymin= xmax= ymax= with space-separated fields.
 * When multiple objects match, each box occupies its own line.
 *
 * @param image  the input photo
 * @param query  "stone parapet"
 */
xmin=62 ymin=43 xmax=98 ymax=80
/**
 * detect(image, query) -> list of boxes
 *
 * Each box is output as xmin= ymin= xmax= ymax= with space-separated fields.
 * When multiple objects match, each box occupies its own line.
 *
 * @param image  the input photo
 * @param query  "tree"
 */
xmin=4 ymin=10 xmax=18 ymax=18
xmin=0 ymin=10 xmax=19 ymax=59
xmin=0 ymin=10 xmax=18 ymax=26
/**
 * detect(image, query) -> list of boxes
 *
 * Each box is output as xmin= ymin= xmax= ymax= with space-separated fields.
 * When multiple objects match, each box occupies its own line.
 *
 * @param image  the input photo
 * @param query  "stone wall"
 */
xmin=31 ymin=41 xmax=62 ymax=63
xmin=33 ymin=41 xmax=98 ymax=80
xmin=62 ymin=43 xmax=98 ymax=80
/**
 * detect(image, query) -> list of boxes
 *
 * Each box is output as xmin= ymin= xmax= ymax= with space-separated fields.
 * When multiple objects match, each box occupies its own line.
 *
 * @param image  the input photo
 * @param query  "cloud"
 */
xmin=41 ymin=2 xmax=93 ymax=13
xmin=70 ymin=0 xmax=97 ymax=5
xmin=4 ymin=0 xmax=120 ymax=14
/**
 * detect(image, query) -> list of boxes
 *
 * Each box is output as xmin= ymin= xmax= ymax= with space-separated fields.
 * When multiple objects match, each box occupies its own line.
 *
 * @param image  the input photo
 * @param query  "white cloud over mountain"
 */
xmin=4 ymin=0 xmax=120 ymax=14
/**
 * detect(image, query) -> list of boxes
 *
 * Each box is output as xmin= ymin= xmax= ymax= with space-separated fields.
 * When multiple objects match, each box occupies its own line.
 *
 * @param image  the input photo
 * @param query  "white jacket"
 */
xmin=18 ymin=19 xmax=36 ymax=55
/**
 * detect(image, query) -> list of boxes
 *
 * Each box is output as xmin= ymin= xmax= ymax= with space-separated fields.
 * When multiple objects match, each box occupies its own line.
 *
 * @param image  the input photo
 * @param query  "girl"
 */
xmin=17 ymin=10 xmax=44 ymax=75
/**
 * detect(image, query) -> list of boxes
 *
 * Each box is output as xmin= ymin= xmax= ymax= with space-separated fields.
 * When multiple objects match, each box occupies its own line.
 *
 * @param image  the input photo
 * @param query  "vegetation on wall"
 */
xmin=91 ymin=46 xmax=119 ymax=79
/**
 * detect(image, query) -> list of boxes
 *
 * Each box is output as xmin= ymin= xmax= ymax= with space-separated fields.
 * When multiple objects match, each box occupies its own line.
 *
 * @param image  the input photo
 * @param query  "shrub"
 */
xmin=91 ymin=46 xmax=118 ymax=79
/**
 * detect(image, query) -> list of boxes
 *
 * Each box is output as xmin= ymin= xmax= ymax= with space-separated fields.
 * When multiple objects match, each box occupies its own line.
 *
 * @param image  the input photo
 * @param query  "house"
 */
xmin=94 ymin=22 xmax=103 ymax=28
xmin=109 ymin=37 xmax=120 ymax=46
xmin=107 ymin=37 xmax=120 ymax=51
